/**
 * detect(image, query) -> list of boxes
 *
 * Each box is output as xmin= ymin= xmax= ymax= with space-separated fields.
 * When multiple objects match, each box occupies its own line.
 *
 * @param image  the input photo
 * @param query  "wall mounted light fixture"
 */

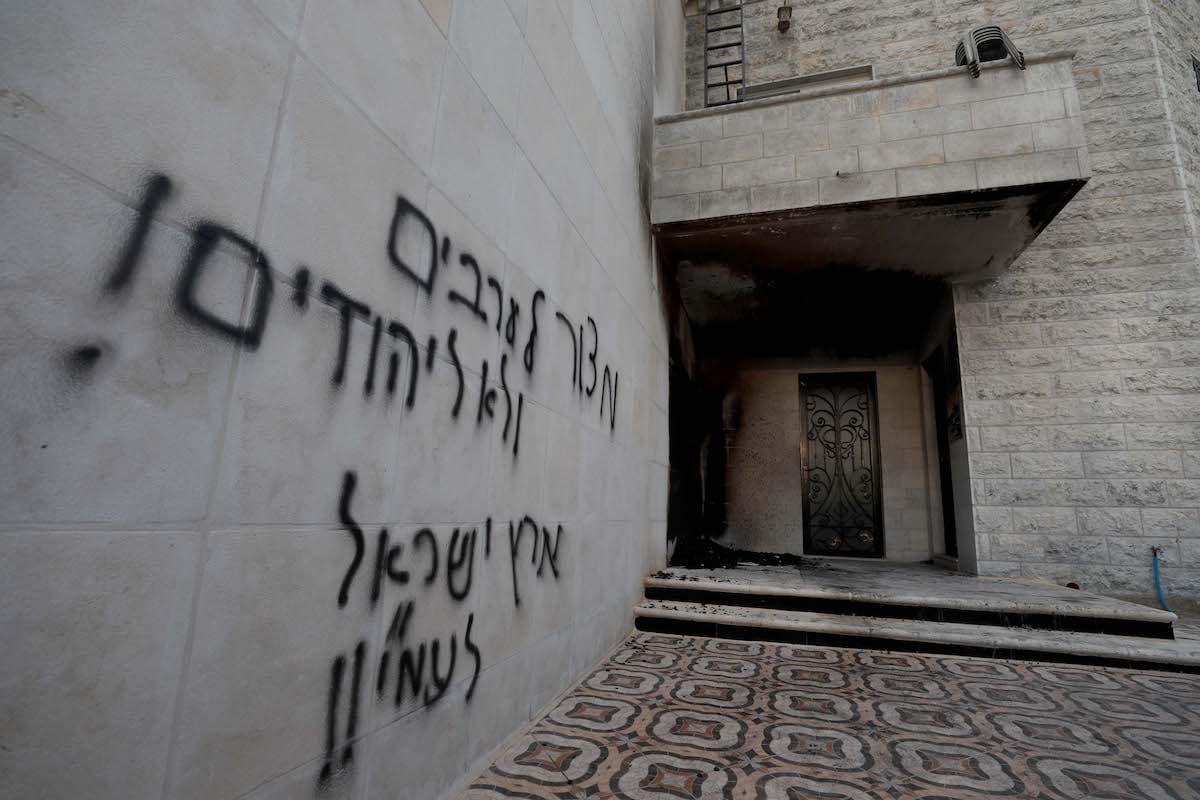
xmin=777 ymin=4 xmax=792 ymax=33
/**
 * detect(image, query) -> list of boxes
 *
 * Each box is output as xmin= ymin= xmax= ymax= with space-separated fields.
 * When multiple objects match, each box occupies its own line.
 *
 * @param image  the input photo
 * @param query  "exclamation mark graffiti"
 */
xmin=318 ymin=655 xmax=344 ymax=787
xmin=342 ymin=641 xmax=364 ymax=768
xmin=318 ymin=640 xmax=366 ymax=789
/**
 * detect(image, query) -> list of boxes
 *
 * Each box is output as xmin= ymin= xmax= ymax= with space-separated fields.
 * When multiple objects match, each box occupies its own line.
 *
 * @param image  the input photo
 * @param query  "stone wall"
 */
xmin=1148 ymin=0 xmax=1200 ymax=241
xmin=653 ymin=55 xmax=1087 ymax=225
xmin=683 ymin=0 xmax=1200 ymax=597
xmin=724 ymin=363 xmax=933 ymax=561
xmin=0 ymin=1 xmax=675 ymax=798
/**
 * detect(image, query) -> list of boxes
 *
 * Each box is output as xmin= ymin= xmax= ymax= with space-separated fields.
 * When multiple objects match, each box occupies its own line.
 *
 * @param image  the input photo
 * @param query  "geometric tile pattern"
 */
xmin=462 ymin=632 xmax=1200 ymax=799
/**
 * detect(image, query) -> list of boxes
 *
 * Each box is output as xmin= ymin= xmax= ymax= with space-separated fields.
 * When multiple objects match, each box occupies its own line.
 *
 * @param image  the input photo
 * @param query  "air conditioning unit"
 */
xmin=955 ymin=26 xmax=1026 ymax=79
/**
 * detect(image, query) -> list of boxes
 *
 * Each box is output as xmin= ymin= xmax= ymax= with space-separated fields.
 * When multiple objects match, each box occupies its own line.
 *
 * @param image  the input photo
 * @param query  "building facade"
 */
xmin=658 ymin=0 xmax=1200 ymax=599
xmin=2 ymin=2 xmax=1200 ymax=799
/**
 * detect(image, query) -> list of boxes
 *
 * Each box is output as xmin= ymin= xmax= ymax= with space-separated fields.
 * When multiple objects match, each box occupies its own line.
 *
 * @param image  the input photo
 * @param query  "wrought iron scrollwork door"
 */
xmin=799 ymin=372 xmax=885 ymax=557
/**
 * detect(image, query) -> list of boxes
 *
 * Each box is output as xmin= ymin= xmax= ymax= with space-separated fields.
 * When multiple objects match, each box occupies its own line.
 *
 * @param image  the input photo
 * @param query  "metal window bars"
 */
xmin=704 ymin=0 xmax=745 ymax=106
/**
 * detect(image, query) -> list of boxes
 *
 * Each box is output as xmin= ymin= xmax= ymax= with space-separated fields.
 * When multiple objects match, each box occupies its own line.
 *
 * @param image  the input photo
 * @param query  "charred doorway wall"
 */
xmin=663 ymin=264 xmax=954 ymax=565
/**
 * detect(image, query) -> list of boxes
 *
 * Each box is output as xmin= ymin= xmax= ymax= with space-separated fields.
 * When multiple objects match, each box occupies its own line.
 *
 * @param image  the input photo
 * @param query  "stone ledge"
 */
xmin=655 ymin=51 xmax=1078 ymax=126
xmin=652 ymin=54 xmax=1089 ymax=234
xmin=635 ymin=600 xmax=1200 ymax=670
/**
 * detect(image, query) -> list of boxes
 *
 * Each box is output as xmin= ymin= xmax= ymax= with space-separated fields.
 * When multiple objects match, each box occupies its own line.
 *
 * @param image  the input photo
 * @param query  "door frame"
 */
xmin=921 ymin=348 xmax=959 ymax=558
xmin=798 ymin=371 xmax=886 ymax=558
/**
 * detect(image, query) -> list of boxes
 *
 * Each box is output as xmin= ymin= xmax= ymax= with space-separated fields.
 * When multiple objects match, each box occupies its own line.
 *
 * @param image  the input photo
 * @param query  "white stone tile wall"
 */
xmin=0 ymin=1 xmax=673 ymax=798
xmin=652 ymin=56 xmax=1088 ymax=224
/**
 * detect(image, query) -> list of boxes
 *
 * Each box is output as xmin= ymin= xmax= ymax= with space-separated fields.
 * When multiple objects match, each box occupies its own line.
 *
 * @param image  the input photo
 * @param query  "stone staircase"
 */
xmin=634 ymin=562 xmax=1200 ymax=672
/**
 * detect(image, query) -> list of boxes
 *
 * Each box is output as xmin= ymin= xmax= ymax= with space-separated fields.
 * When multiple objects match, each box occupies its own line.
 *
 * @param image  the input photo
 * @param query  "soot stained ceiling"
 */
xmin=684 ymin=265 xmax=946 ymax=359
xmin=656 ymin=182 xmax=1084 ymax=360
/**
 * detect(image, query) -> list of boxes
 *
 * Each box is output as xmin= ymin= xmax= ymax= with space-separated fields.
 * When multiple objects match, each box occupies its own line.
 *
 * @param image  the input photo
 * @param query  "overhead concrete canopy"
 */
xmin=651 ymin=54 xmax=1090 ymax=355
xmin=657 ymin=180 xmax=1085 ymax=282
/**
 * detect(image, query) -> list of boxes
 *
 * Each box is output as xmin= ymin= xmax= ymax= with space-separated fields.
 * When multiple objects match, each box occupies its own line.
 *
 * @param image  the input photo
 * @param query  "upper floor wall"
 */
xmin=672 ymin=0 xmax=1200 ymax=598
xmin=685 ymin=0 xmax=1196 ymax=113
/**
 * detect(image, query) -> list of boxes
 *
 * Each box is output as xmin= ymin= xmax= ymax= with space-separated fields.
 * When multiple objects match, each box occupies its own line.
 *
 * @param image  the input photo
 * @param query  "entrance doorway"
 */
xmin=799 ymin=372 xmax=885 ymax=558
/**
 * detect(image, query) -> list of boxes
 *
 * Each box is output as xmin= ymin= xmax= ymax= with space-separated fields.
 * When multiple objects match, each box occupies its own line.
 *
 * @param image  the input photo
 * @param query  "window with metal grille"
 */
xmin=704 ymin=0 xmax=744 ymax=106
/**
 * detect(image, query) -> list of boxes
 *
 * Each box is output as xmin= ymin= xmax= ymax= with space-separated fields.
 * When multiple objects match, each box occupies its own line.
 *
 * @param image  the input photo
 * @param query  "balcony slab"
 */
xmin=652 ymin=53 xmax=1089 ymax=282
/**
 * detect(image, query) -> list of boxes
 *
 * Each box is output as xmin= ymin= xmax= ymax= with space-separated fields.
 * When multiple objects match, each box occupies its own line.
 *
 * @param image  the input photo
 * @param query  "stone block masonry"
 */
xmin=674 ymin=0 xmax=1200 ymax=598
xmin=950 ymin=1 xmax=1200 ymax=597
xmin=652 ymin=55 xmax=1088 ymax=224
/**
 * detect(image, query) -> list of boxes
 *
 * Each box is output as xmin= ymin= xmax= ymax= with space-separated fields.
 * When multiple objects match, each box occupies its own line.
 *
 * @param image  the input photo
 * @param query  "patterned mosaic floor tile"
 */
xmin=461 ymin=632 xmax=1200 ymax=799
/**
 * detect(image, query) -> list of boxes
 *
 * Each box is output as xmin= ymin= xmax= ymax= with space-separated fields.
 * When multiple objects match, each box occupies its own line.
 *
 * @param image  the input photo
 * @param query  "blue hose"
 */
xmin=1152 ymin=546 xmax=1173 ymax=614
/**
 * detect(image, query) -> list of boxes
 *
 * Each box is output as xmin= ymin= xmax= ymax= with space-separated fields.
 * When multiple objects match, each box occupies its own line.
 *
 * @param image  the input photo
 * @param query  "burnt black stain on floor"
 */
xmin=663 ymin=536 xmax=815 ymax=571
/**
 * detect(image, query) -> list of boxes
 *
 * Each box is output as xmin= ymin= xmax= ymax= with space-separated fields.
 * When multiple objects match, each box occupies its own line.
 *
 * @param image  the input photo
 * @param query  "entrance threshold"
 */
xmin=643 ymin=560 xmax=1179 ymax=641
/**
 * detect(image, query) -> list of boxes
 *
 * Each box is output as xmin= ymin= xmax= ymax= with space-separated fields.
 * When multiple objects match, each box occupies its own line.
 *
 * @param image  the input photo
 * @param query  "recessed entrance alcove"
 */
xmin=654 ymin=54 xmax=1090 ymax=575
xmin=665 ymin=260 xmax=963 ymax=567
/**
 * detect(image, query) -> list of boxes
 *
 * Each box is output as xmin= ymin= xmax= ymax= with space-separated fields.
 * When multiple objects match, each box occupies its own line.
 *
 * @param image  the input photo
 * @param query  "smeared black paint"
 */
xmin=292 ymin=266 xmax=311 ymax=309
xmin=464 ymin=613 xmax=481 ymax=701
xmin=476 ymin=359 xmax=493 ymax=424
xmin=389 ymin=602 xmax=426 ymax=707
xmin=447 ymin=528 xmax=475 ymax=601
xmin=96 ymin=177 xmax=605 ymax=792
xmin=512 ymin=394 xmax=524 ymax=457
xmin=321 ymin=281 xmax=369 ymax=385
xmin=364 ymin=317 xmax=382 ymax=396
xmin=176 ymin=222 xmax=274 ymax=350
xmin=577 ymin=323 xmax=584 ymax=395
xmin=425 ymin=335 xmax=437 ymax=372
xmin=448 ymin=252 xmax=487 ymax=323
xmin=423 ymin=635 xmax=456 ymax=705
xmin=498 ymin=354 xmax=512 ymax=441
xmin=537 ymin=525 xmax=563 ymax=579
xmin=342 ymin=641 xmax=364 ymax=768
xmin=377 ymin=601 xmax=413 ymax=699
xmin=507 ymin=516 xmax=540 ymax=607
xmin=485 ymin=277 xmax=503 ymax=336
xmin=105 ymin=173 xmax=173 ymax=294
xmin=599 ymin=366 xmax=618 ymax=430
xmin=585 ymin=317 xmax=599 ymax=397
xmin=447 ymin=328 xmax=464 ymax=417
xmin=319 ymin=653 xmax=345 ymax=786
xmin=504 ymin=298 xmax=520 ymax=345
xmin=337 ymin=471 xmax=364 ymax=608
xmin=387 ymin=195 xmax=439 ymax=295
xmin=524 ymin=290 xmax=544 ymax=373
xmin=386 ymin=321 xmax=418 ymax=408
xmin=64 ymin=344 xmax=103 ymax=375
xmin=369 ymin=528 xmax=388 ymax=608
xmin=555 ymin=311 xmax=577 ymax=387
xmin=414 ymin=528 xmax=438 ymax=586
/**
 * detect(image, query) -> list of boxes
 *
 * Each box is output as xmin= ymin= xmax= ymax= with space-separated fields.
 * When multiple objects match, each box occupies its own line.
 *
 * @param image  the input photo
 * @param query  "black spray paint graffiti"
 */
xmin=96 ymin=173 xmax=622 ymax=462
xmin=555 ymin=311 xmax=618 ymax=430
xmin=90 ymin=172 xmax=602 ymax=792
xmin=319 ymin=470 xmax=564 ymax=788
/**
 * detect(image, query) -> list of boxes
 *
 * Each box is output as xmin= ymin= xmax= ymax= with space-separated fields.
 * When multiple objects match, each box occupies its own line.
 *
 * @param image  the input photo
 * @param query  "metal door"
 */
xmin=799 ymin=372 xmax=885 ymax=557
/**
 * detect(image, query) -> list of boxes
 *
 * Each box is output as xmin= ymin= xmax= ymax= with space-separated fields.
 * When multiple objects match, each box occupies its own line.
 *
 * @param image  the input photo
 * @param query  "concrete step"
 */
xmin=634 ymin=599 xmax=1200 ymax=673
xmin=646 ymin=563 xmax=1177 ymax=639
